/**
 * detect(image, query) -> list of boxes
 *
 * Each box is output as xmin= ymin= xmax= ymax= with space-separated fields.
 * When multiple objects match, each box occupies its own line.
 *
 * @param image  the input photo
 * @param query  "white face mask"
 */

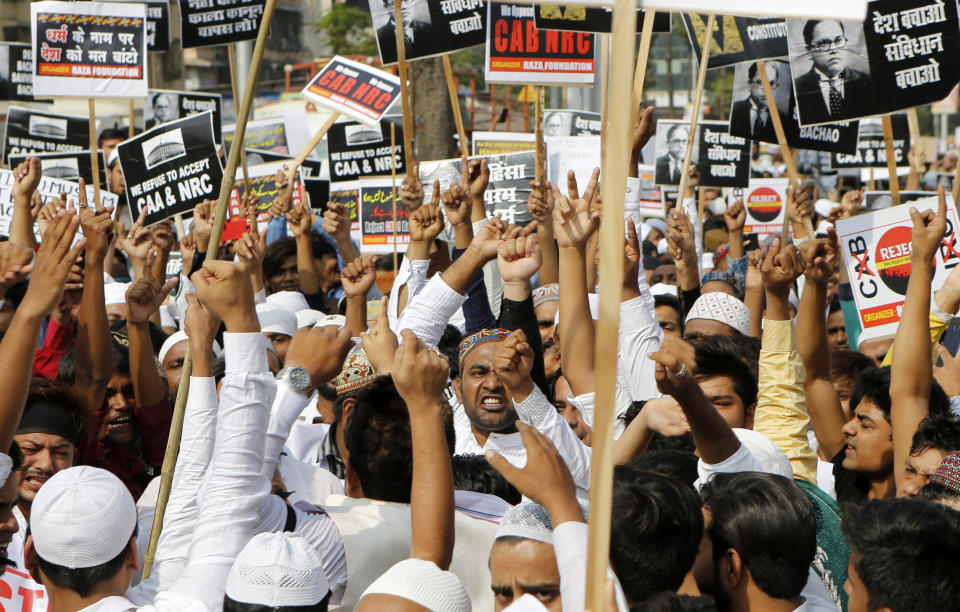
xmin=657 ymin=238 xmax=668 ymax=255
xmin=707 ymin=197 xmax=727 ymax=216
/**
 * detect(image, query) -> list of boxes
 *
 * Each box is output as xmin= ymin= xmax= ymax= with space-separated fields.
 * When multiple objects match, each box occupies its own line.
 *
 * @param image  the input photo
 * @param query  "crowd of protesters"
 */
xmin=0 ymin=104 xmax=955 ymax=612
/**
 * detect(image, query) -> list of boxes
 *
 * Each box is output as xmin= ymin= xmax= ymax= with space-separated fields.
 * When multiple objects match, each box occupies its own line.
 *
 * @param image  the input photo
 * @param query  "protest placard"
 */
xmin=534 ymin=7 xmax=669 ymax=34
xmin=146 ymin=89 xmax=223 ymax=143
xmin=0 ymin=43 xmax=48 ymax=103
xmin=484 ymin=3 xmax=595 ymax=86
xmin=697 ymin=121 xmax=750 ymax=188
xmin=327 ymin=118 xmax=405 ymax=183
xmin=831 ymin=115 xmax=910 ymax=169
xmin=837 ymin=193 xmax=960 ymax=341
xmin=786 ymin=0 xmax=960 ymax=126
xmin=682 ymin=15 xmax=789 ymax=68
xmin=728 ymin=59 xmax=860 ymax=153
xmin=8 ymin=150 xmax=107 ymax=188
xmin=634 ymin=166 xmax=665 ymax=218
xmin=359 ymin=178 xmax=409 ymax=254
xmin=864 ymin=190 xmax=934 ymax=210
xmin=178 ymin=0 xmax=265 ymax=48
xmin=224 ymin=116 xmax=296 ymax=156
xmin=418 ymin=158 xmax=462 ymax=196
xmin=543 ymin=109 xmax=601 ymax=136
xmin=370 ymin=0 xmax=485 ymax=65
xmin=2 ymin=107 xmax=88 ymax=165
xmin=104 ymin=0 xmax=169 ymax=52
xmin=653 ymin=120 xmax=699 ymax=186
xmin=482 ymin=151 xmax=535 ymax=225
xmin=736 ymin=178 xmax=789 ymax=236
xmin=301 ymin=56 xmax=401 ymax=127
xmin=330 ymin=180 xmax=361 ymax=240
xmin=0 ymin=169 xmax=118 ymax=237
xmin=471 ymin=131 xmax=535 ymax=156
xmin=228 ymin=161 xmax=305 ymax=225
xmin=117 ymin=111 xmax=223 ymax=226
xmin=245 ymin=150 xmax=324 ymax=178
xmin=546 ymin=135 xmax=601 ymax=192
xmin=31 ymin=1 xmax=147 ymax=98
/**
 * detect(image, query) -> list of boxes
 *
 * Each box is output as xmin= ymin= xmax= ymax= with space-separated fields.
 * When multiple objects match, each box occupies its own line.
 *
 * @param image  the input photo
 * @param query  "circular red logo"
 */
xmin=746 ymin=186 xmax=782 ymax=223
xmin=875 ymin=226 xmax=932 ymax=295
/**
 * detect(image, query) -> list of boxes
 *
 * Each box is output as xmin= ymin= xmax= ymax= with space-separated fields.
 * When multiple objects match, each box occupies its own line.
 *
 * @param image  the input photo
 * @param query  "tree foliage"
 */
xmin=314 ymin=3 xmax=378 ymax=57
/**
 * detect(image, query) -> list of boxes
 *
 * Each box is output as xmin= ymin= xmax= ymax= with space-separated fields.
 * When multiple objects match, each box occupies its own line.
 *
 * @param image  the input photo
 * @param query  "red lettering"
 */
xmin=576 ymin=33 xmax=591 ymax=55
xmin=352 ymin=82 xmax=371 ymax=101
xmin=0 ymin=574 xmax=11 ymax=598
xmin=337 ymin=77 xmax=357 ymax=94
xmin=545 ymin=30 xmax=558 ymax=54
xmin=494 ymin=19 xmax=508 ymax=52
xmin=18 ymin=586 xmax=44 ymax=611
xmin=525 ymin=21 xmax=538 ymax=52
xmin=373 ymin=92 xmax=392 ymax=110
xmin=510 ymin=20 xmax=524 ymax=51
xmin=317 ymin=71 xmax=335 ymax=87
xmin=361 ymin=86 xmax=381 ymax=107
xmin=561 ymin=31 xmax=574 ymax=54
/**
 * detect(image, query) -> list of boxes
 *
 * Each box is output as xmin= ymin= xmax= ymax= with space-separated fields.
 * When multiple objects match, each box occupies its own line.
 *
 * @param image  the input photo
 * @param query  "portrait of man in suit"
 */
xmin=793 ymin=19 xmax=870 ymax=125
xmin=731 ymin=62 xmax=778 ymax=140
xmin=655 ymin=123 xmax=690 ymax=186
xmin=374 ymin=0 xmax=433 ymax=61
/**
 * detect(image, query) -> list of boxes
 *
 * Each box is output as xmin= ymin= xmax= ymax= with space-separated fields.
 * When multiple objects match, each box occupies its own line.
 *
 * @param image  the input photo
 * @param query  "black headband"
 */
xmin=17 ymin=402 xmax=79 ymax=445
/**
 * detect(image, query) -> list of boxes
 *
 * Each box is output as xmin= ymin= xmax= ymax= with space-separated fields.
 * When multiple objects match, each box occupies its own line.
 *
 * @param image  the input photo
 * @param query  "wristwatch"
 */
xmin=276 ymin=366 xmax=313 ymax=395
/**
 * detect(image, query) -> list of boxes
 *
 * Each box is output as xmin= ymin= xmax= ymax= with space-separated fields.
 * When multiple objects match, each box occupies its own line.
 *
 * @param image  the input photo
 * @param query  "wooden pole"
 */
xmin=393 ymin=0 xmax=415 ymax=177
xmin=600 ymin=33 xmax=610 ymax=146
xmin=754 ymin=60 xmax=813 ymax=240
xmin=535 ymin=86 xmax=545 ymax=189
xmin=869 ymin=167 xmax=876 ymax=192
xmin=391 ymin=122 xmax=398 ymax=274
xmin=87 ymin=99 xmax=102 ymax=211
xmin=631 ymin=10 xmax=656 ymax=122
xmin=228 ymin=45 xmax=252 ymax=192
xmin=142 ymin=0 xmax=280 ymax=579
xmin=585 ymin=0 xmax=636 ymax=608
xmin=286 ymin=112 xmax=339 ymax=180
xmin=906 ymin=108 xmax=921 ymax=145
xmin=128 ymin=99 xmax=135 ymax=138
xmin=675 ymin=14 xmax=714 ymax=210
xmin=882 ymin=115 xmax=901 ymax=206
xmin=442 ymin=55 xmax=469 ymax=158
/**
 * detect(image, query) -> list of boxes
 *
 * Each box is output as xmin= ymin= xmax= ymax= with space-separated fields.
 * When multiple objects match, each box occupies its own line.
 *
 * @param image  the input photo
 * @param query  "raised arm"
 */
xmin=497 ymin=228 xmax=548 ymax=394
xmin=528 ymin=177 xmax=558 ymax=286
xmin=397 ymin=193 xmax=444 ymax=316
xmin=754 ymin=234 xmax=818 ymax=484
xmin=9 ymin=157 xmax=41 ymax=249
xmin=393 ymin=330 xmax=455 ymax=568
xmin=0 ymin=213 xmax=83 ymax=452
xmin=286 ymin=199 xmax=320 ymax=295
xmin=126 ymin=251 xmax=179 ymax=410
xmin=555 ymin=169 xmax=600 ymax=396
xmin=322 ymin=201 xmax=359 ymax=265
xmin=648 ymin=337 xmax=741 ymax=465
xmin=74 ymin=194 xmax=115 ymax=415
xmin=797 ymin=232 xmax=848 ymax=459
xmin=341 ymin=255 xmax=377 ymax=334
xmin=890 ymin=188 xmax=947 ymax=494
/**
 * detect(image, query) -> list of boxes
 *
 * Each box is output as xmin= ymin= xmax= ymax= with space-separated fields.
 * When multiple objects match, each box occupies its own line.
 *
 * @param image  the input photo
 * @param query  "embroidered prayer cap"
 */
xmin=458 ymin=328 xmax=511 ymax=366
xmin=700 ymin=270 xmax=738 ymax=296
xmin=256 ymin=303 xmax=298 ymax=338
xmin=225 ymin=532 xmax=331 ymax=606
xmin=495 ymin=502 xmax=554 ymax=544
xmin=30 ymin=466 xmax=137 ymax=569
xmin=361 ymin=558 xmax=471 ymax=612
xmin=266 ymin=290 xmax=311 ymax=315
xmin=532 ymin=283 xmax=560 ymax=308
xmin=334 ymin=348 xmax=377 ymax=395
xmin=684 ymin=292 xmax=751 ymax=336
xmin=930 ymin=451 xmax=960 ymax=493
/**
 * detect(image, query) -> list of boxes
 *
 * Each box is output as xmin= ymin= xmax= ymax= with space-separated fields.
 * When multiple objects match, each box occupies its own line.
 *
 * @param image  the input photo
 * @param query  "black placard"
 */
xmin=697 ymin=122 xmax=751 ymax=187
xmin=787 ymin=1 xmax=960 ymax=126
xmin=145 ymin=89 xmax=223 ymax=143
xmin=117 ymin=112 xmax=223 ymax=225
xmin=326 ymin=118 xmax=405 ymax=183
xmin=0 ymin=43 xmax=49 ymax=103
xmin=543 ymin=109 xmax=601 ymax=136
xmin=370 ymin=0 xmax=486 ymax=65
xmin=2 ymin=107 xmax=89 ymax=165
xmin=728 ymin=59 xmax=860 ymax=154
xmin=178 ymin=0 xmax=265 ymax=48
xmin=224 ymin=117 xmax=290 ymax=156
xmin=245 ymin=149 xmax=323 ymax=178
xmin=831 ymin=114 xmax=910 ymax=169
xmin=683 ymin=14 xmax=789 ymax=68
xmin=304 ymin=178 xmax=331 ymax=213
xmin=146 ymin=0 xmax=171 ymax=51
xmin=8 ymin=149 xmax=107 ymax=189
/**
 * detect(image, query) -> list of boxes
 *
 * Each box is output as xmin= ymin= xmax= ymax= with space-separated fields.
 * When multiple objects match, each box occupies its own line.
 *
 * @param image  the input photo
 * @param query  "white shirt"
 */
xmin=398 ymin=273 xmax=468 ymax=349
xmin=815 ymin=68 xmax=845 ymax=115
xmin=1 ymin=506 xmax=46 ymax=611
